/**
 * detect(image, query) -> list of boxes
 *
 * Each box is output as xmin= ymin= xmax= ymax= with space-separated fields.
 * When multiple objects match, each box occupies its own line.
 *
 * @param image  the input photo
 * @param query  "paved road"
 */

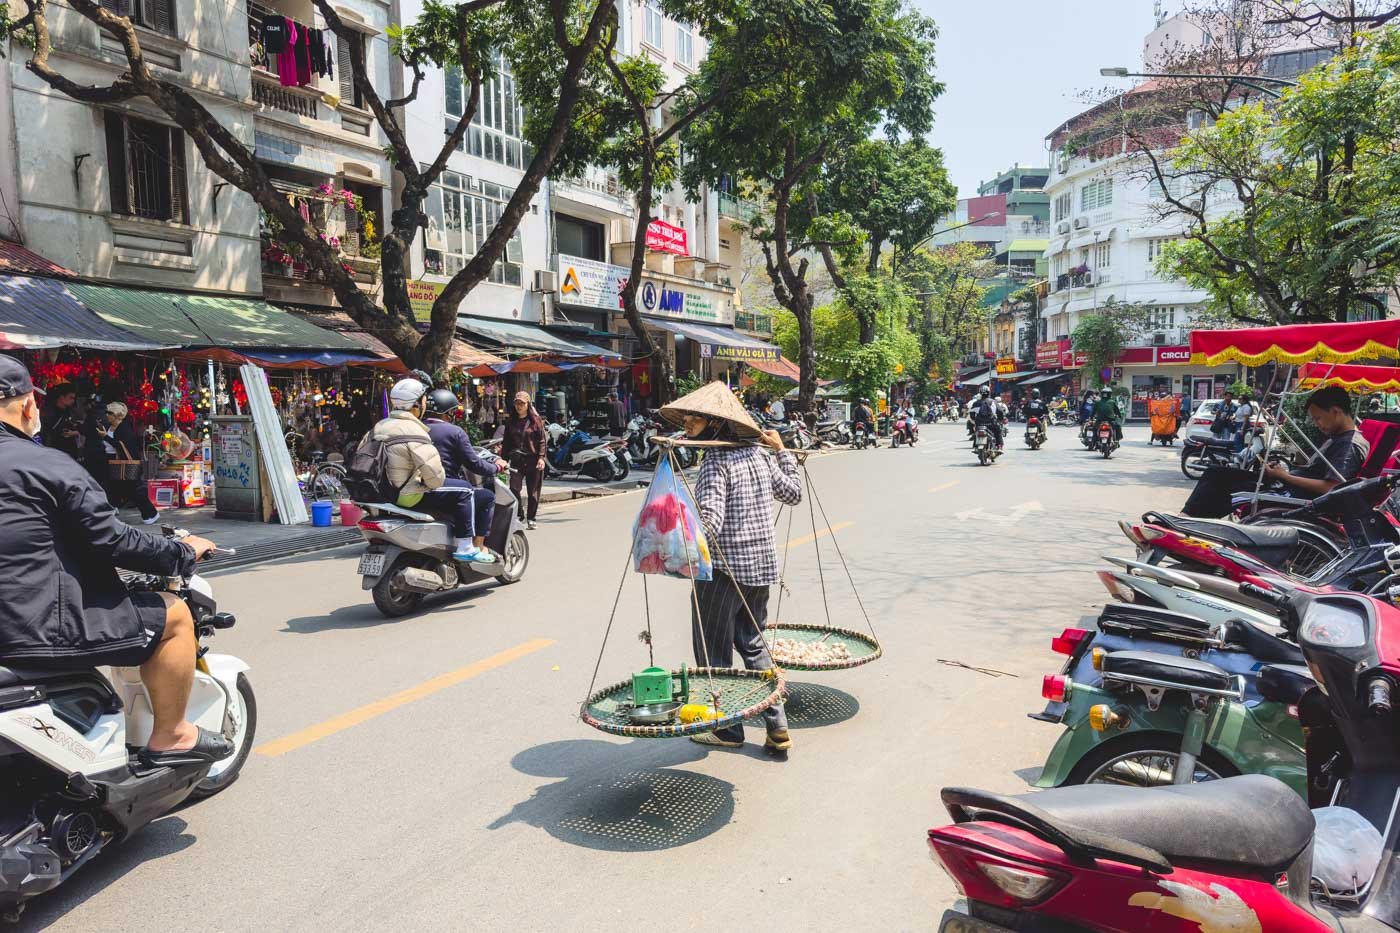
xmin=22 ymin=423 xmax=1198 ymax=932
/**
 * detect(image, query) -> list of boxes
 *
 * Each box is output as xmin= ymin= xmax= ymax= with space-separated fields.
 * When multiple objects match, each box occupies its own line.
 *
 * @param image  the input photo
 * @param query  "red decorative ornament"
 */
xmin=231 ymin=379 xmax=249 ymax=409
xmin=105 ymin=358 xmax=122 ymax=379
xmin=269 ymin=386 xmax=283 ymax=406
xmin=176 ymin=402 xmax=196 ymax=425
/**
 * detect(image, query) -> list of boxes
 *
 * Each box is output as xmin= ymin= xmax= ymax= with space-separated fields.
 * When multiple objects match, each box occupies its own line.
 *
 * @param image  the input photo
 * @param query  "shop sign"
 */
xmin=408 ymin=280 xmax=446 ymax=321
xmin=1035 ymin=340 xmax=1065 ymax=369
xmin=557 ymin=254 xmax=628 ymax=312
xmin=1061 ymin=346 xmax=1087 ymax=369
xmin=1154 ymin=345 xmax=1192 ymax=365
xmin=556 ymin=253 xmax=733 ymax=325
xmin=638 ymin=279 xmax=731 ymax=325
xmin=645 ymin=220 xmax=688 ymax=256
xmin=699 ymin=343 xmax=781 ymax=362
xmin=995 ymin=357 xmax=1017 ymax=375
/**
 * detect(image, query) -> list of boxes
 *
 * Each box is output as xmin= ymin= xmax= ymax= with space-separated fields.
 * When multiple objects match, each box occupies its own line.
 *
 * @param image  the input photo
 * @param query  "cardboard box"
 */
xmin=147 ymin=479 xmax=179 ymax=510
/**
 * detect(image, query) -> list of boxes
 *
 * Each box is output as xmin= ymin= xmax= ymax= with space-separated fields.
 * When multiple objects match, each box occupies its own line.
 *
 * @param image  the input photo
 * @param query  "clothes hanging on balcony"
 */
xmin=277 ymin=18 xmax=300 ymax=86
xmin=307 ymin=28 xmax=333 ymax=79
xmin=260 ymin=12 xmax=288 ymax=54
xmin=294 ymin=27 xmax=313 ymax=85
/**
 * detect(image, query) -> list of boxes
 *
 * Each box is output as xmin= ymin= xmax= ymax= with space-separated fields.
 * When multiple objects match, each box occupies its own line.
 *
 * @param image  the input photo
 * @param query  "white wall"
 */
xmin=7 ymin=0 xmax=261 ymax=293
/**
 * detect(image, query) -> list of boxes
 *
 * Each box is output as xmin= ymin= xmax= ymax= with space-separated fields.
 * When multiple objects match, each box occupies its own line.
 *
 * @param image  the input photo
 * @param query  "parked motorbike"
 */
xmin=0 ymin=531 xmax=254 ymax=922
xmin=621 ymin=413 xmax=660 ymax=466
xmin=890 ymin=412 xmax=918 ymax=448
xmin=930 ymin=578 xmax=1400 ymax=932
xmin=973 ymin=423 xmax=1002 ymax=466
xmin=1025 ymin=416 xmax=1046 ymax=450
xmin=1180 ymin=435 xmax=1238 ymax=479
xmin=1096 ymin=421 xmax=1119 ymax=459
xmin=815 ymin=419 xmax=853 ymax=446
xmin=545 ymin=420 xmax=628 ymax=481
xmin=354 ymin=475 xmax=530 ymax=617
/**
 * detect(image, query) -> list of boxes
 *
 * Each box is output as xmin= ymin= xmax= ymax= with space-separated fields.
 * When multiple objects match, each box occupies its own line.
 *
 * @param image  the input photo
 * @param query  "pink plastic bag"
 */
xmin=632 ymin=457 xmax=712 ymax=580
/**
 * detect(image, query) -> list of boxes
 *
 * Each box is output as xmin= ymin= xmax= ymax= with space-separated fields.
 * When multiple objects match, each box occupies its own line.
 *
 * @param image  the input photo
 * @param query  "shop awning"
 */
xmin=643 ymin=318 xmax=780 ymax=362
xmin=0 ymin=275 xmax=167 ymax=351
xmin=959 ymin=372 xmax=991 ymax=387
xmin=66 ymin=283 xmax=364 ymax=351
xmin=993 ymin=370 xmax=1036 ymax=381
xmin=0 ymin=242 xmax=75 ymax=278
xmin=455 ymin=315 xmax=619 ymax=358
xmin=1019 ymin=371 xmax=1067 ymax=387
xmin=1190 ymin=320 xmax=1400 ymax=367
xmin=467 ymin=360 xmax=565 ymax=377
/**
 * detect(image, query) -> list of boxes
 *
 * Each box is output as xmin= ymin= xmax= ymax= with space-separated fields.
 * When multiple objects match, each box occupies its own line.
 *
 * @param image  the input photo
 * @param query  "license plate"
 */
xmin=357 ymin=552 xmax=386 ymax=576
xmin=938 ymin=910 xmax=1013 ymax=933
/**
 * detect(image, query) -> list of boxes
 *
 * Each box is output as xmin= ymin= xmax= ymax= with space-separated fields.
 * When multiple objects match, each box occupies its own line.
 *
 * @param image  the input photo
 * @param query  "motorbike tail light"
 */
xmin=1042 ymin=674 xmax=1072 ymax=702
xmin=1097 ymin=571 xmax=1138 ymax=603
xmin=1137 ymin=525 xmax=1168 ymax=542
xmin=357 ymin=519 xmax=385 ymax=532
xmin=978 ymin=863 xmax=1064 ymax=903
xmin=928 ymin=837 xmax=1069 ymax=909
xmin=1050 ymin=627 xmax=1089 ymax=656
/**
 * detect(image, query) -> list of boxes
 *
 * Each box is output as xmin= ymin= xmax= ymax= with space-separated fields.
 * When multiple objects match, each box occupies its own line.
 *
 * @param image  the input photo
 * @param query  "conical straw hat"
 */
xmin=659 ymin=381 xmax=762 ymax=438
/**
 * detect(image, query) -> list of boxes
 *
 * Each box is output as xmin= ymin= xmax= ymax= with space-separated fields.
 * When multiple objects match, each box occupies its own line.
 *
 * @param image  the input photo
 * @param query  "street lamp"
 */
xmin=1099 ymin=66 xmax=1298 ymax=99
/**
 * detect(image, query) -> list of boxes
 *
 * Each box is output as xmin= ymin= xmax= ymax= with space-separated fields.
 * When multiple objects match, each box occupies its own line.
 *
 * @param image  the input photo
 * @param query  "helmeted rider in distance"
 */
xmin=1023 ymin=388 xmax=1049 ymax=443
xmin=971 ymin=388 xmax=1007 ymax=451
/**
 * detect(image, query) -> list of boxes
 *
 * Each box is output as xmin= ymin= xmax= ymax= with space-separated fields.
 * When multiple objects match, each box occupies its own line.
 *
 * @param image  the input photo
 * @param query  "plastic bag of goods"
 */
xmin=632 ymin=456 xmax=711 ymax=580
xmin=1312 ymin=806 xmax=1384 ymax=893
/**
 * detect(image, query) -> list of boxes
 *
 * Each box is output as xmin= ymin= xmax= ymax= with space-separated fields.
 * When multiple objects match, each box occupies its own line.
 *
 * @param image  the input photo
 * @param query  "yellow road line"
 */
xmin=787 ymin=520 xmax=855 ymax=548
xmin=928 ymin=481 xmax=960 ymax=493
xmin=255 ymin=638 xmax=555 ymax=757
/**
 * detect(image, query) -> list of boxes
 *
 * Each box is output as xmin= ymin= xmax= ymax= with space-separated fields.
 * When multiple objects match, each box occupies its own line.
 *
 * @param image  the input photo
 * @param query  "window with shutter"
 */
xmin=337 ymin=33 xmax=362 ymax=108
xmin=144 ymin=0 xmax=174 ymax=36
xmin=104 ymin=112 xmax=130 ymax=215
xmin=168 ymin=126 xmax=188 ymax=223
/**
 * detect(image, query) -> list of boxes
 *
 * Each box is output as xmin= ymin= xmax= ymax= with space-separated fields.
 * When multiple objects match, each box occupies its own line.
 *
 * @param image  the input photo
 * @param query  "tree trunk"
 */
xmin=795 ymin=288 xmax=817 ymax=412
xmin=618 ymin=157 xmax=674 ymax=401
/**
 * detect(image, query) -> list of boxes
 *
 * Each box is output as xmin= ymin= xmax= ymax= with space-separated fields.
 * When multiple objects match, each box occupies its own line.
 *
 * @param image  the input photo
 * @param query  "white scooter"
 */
xmin=355 ymin=474 xmax=530 ymax=617
xmin=0 ymin=533 xmax=254 ymax=922
xmin=544 ymin=420 xmax=627 ymax=481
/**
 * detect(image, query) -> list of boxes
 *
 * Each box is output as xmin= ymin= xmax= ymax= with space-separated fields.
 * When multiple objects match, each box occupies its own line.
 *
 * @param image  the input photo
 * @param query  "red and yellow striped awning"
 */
xmin=1190 ymin=320 xmax=1400 ymax=367
xmin=1298 ymin=362 xmax=1400 ymax=393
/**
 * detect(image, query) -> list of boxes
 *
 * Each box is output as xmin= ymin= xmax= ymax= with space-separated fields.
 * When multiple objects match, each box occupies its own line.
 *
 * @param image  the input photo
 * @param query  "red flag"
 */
xmin=633 ymin=363 xmax=652 ymax=396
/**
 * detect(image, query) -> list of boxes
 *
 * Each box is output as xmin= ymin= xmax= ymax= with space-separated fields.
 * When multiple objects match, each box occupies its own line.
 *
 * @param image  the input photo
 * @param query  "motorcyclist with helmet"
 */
xmin=851 ymin=397 xmax=875 ymax=442
xmin=422 ymin=388 xmax=509 ymax=559
xmin=970 ymin=388 xmax=1006 ymax=451
xmin=1023 ymin=388 xmax=1049 ymax=445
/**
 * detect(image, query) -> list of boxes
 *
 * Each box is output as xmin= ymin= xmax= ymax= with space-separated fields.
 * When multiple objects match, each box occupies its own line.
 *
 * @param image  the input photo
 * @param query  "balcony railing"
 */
xmin=718 ymin=192 xmax=761 ymax=223
xmin=735 ymin=310 xmax=774 ymax=335
xmin=252 ymin=78 xmax=320 ymax=119
xmin=555 ymin=172 xmax=631 ymax=203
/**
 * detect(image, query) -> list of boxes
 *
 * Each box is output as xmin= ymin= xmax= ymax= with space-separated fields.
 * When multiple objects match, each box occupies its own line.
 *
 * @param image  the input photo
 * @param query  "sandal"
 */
xmin=139 ymin=727 xmax=234 ymax=767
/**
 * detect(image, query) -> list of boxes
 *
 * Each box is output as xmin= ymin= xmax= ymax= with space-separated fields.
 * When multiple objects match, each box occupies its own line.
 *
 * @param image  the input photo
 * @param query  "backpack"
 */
xmin=345 ymin=432 xmax=419 ymax=503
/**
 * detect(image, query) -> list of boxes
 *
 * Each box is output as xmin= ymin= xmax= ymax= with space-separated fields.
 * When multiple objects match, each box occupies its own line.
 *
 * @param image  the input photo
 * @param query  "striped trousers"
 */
xmin=692 ymin=571 xmax=787 ymax=739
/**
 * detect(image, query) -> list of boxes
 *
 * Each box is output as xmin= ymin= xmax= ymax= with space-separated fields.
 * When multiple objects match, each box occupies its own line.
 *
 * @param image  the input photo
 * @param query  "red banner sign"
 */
xmin=1055 ymin=344 xmax=1192 ymax=369
xmin=1154 ymin=345 xmax=1192 ymax=365
xmin=645 ymin=220 xmax=688 ymax=255
xmin=1036 ymin=340 xmax=1066 ymax=369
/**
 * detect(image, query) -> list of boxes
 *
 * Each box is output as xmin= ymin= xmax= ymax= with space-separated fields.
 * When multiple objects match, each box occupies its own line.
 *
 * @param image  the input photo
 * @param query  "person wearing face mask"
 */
xmin=0 ymin=357 xmax=230 ymax=765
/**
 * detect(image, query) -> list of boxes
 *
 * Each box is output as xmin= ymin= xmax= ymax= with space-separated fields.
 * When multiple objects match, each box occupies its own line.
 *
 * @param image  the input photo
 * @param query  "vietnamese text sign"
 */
xmin=645 ymin=220 xmax=688 ymax=256
xmin=995 ymin=357 xmax=1017 ymax=375
xmin=556 ymin=254 xmax=733 ymax=325
xmin=557 ymin=254 xmax=629 ymax=312
xmin=408 ymin=280 xmax=446 ymax=322
xmin=700 ymin=343 xmax=781 ymax=362
xmin=1035 ymin=341 xmax=1064 ymax=369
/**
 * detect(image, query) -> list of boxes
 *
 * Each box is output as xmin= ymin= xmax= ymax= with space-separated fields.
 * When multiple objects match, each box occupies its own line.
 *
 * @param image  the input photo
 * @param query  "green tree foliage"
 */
xmin=1151 ymin=27 xmax=1400 ymax=323
xmin=682 ymin=0 xmax=942 ymax=410
xmin=897 ymin=243 xmax=994 ymax=385
xmin=1070 ymin=300 xmax=1153 ymax=388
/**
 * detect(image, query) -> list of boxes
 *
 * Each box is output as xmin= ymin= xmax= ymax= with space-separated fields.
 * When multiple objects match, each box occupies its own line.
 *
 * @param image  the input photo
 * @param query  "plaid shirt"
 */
xmin=695 ymin=446 xmax=803 ymax=586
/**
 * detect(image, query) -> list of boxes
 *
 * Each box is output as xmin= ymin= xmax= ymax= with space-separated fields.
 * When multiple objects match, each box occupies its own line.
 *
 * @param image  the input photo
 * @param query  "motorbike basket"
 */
xmin=764 ymin=622 xmax=882 ymax=671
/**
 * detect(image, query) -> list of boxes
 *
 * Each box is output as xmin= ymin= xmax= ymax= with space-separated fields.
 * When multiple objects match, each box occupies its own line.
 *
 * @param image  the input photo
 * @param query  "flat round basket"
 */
xmin=580 ymin=667 xmax=788 ymax=739
xmin=765 ymin=622 xmax=882 ymax=671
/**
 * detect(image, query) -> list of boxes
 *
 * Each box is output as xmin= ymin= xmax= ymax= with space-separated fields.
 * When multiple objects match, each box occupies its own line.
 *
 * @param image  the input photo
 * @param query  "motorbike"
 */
xmin=0 ymin=531 xmax=255 ymax=922
xmin=973 ymin=422 xmax=1002 ymax=466
xmin=1079 ymin=418 xmax=1097 ymax=450
xmin=1096 ymin=421 xmax=1119 ymax=459
xmin=545 ymin=420 xmax=628 ymax=481
xmin=815 ymin=419 xmax=853 ymax=446
xmin=930 ymin=578 xmax=1400 ymax=932
xmin=851 ymin=422 xmax=877 ymax=450
xmin=1180 ymin=435 xmax=1239 ymax=480
xmin=890 ymin=412 xmax=918 ymax=448
xmin=354 ymin=473 xmax=530 ymax=617
xmin=1049 ymin=408 xmax=1073 ymax=428
xmin=621 ymin=413 xmax=660 ymax=466
xmin=1024 ymin=416 xmax=1047 ymax=450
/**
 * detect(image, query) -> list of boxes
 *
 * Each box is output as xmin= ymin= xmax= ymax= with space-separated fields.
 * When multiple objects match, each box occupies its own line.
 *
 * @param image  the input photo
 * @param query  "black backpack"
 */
xmin=345 ymin=432 xmax=418 ymax=503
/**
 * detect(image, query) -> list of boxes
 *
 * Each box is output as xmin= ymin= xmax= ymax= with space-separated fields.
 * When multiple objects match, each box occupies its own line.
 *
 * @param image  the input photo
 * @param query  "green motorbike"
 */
xmin=1036 ymin=646 xmax=1311 ymax=797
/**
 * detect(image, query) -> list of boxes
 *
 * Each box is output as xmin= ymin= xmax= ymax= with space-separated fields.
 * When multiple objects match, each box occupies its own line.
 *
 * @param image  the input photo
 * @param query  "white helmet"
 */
xmin=389 ymin=377 xmax=428 ymax=410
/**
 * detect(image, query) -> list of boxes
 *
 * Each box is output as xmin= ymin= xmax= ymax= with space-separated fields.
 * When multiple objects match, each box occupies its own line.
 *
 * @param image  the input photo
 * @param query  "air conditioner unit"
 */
xmin=533 ymin=269 xmax=558 ymax=293
xmin=1152 ymin=332 xmax=1168 ymax=346
xmin=1057 ymin=158 xmax=1068 ymax=173
xmin=1056 ymin=221 xmax=1070 ymax=235
xmin=1073 ymin=217 xmax=1089 ymax=230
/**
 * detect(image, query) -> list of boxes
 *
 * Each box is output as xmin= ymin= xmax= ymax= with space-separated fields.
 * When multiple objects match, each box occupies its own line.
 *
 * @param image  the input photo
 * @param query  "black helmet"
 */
xmin=1032 ymin=388 xmax=1041 ymax=398
xmin=425 ymin=388 xmax=460 ymax=416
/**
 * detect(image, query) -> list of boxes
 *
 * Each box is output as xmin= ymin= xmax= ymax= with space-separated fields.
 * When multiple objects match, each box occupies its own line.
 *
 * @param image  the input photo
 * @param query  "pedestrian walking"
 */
xmin=502 ymin=390 xmax=547 ymax=530
xmin=659 ymin=381 xmax=802 ymax=755
xmin=85 ymin=401 xmax=158 ymax=524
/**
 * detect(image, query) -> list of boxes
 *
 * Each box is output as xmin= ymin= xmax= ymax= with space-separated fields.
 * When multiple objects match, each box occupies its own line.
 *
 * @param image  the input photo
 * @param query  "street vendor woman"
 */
xmin=659 ymin=382 xmax=803 ymax=754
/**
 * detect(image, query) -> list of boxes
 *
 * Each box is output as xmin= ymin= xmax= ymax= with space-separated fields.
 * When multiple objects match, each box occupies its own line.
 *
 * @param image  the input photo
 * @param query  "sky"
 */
xmin=913 ymin=0 xmax=1175 ymax=196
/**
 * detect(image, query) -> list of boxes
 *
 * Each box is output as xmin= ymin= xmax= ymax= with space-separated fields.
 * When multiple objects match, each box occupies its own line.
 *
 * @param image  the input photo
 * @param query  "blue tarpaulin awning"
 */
xmin=644 ymin=317 xmax=780 ymax=362
xmin=0 ymin=275 xmax=166 ymax=351
xmin=456 ymin=316 xmax=620 ymax=358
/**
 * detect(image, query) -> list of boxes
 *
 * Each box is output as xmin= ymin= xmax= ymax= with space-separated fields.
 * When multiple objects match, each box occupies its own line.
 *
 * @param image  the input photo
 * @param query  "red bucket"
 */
xmin=340 ymin=500 xmax=364 ymax=526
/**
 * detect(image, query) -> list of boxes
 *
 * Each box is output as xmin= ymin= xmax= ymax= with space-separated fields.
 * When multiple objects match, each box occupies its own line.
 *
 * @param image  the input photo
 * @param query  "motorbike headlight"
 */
xmin=1299 ymin=600 xmax=1368 ymax=648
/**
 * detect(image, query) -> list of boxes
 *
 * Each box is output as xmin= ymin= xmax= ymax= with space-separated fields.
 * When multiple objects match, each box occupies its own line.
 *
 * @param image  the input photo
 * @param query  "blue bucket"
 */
xmin=310 ymin=500 xmax=334 ymax=527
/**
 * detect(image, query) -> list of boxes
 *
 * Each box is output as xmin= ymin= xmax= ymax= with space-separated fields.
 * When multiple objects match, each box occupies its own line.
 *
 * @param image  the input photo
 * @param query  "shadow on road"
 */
xmin=490 ymin=739 xmax=735 ymax=852
xmin=280 ymin=585 xmax=496 ymax=633
xmin=12 ymin=815 xmax=196 ymax=931
xmin=745 ymin=680 xmax=860 ymax=730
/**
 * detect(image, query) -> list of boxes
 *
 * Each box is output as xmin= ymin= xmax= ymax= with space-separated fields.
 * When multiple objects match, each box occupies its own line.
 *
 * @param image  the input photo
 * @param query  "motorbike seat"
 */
xmin=996 ymin=775 xmax=1314 ymax=873
xmin=0 ymin=664 xmax=98 ymax=688
xmin=1101 ymin=649 xmax=1235 ymax=694
xmin=1098 ymin=602 xmax=1214 ymax=636
xmin=1257 ymin=663 xmax=1316 ymax=706
xmin=1220 ymin=618 xmax=1304 ymax=665
xmin=1148 ymin=513 xmax=1299 ymax=553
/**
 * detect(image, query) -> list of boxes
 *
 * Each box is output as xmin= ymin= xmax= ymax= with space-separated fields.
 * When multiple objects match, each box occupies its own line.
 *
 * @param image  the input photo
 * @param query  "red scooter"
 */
xmin=930 ymin=579 xmax=1400 ymax=932
xmin=891 ymin=411 xmax=918 ymax=448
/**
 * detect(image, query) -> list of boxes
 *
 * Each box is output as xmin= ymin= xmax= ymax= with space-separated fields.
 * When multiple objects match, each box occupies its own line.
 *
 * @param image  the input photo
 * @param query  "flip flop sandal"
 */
xmin=139 ymin=727 xmax=235 ymax=767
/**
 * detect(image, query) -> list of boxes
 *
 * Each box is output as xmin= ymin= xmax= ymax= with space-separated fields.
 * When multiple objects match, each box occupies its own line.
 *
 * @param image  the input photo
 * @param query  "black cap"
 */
xmin=0 ymin=356 xmax=36 ymax=400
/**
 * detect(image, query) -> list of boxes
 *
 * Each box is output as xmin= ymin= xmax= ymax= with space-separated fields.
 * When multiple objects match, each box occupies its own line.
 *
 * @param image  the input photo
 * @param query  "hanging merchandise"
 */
xmin=261 ymin=12 xmax=288 ymax=54
xmin=632 ymin=457 xmax=711 ymax=579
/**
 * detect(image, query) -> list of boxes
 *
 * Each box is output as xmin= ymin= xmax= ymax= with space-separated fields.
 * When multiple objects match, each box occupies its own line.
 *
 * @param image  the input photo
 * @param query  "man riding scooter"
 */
xmin=1092 ymin=389 xmax=1123 ymax=445
xmin=1023 ymin=389 xmax=1049 ymax=445
xmin=971 ymin=388 xmax=1006 ymax=452
xmin=422 ymin=388 xmax=509 ymax=562
xmin=851 ymin=397 xmax=875 ymax=442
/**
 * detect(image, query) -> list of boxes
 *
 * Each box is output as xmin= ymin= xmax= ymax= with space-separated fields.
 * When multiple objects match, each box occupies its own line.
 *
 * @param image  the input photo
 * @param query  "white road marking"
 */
xmin=954 ymin=500 xmax=1045 ymax=526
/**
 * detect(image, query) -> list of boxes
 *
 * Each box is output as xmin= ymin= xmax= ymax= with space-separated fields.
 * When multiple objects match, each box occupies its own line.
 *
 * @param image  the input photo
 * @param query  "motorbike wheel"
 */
xmin=891 ymin=432 xmax=901 ymax=449
xmin=191 ymin=673 xmax=257 ymax=799
xmin=1101 ymin=443 xmax=1114 ymax=459
xmin=1181 ymin=451 xmax=1208 ymax=480
xmin=584 ymin=459 xmax=616 ymax=482
xmin=372 ymin=559 xmax=426 ymax=617
xmin=612 ymin=457 xmax=631 ymax=481
xmin=497 ymin=529 xmax=530 ymax=585
xmin=977 ymin=449 xmax=990 ymax=466
xmin=1065 ymin=733 xmax=1238 ymax=787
